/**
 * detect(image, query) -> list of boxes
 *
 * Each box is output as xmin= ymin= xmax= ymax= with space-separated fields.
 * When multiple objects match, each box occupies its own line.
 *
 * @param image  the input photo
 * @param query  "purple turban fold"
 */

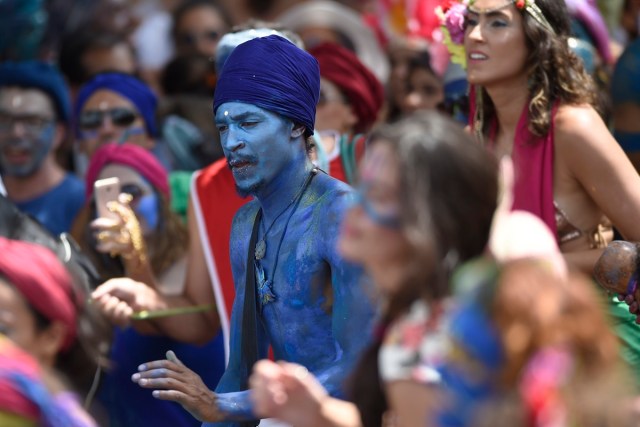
xmin=213 ymin=35 xmax=320 ymax=138
xmin=74 ymin=72 xmax=158 ymax=138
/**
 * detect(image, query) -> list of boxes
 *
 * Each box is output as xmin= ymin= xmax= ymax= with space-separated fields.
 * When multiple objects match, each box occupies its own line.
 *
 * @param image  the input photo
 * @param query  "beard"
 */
xmin=0 ymin=135 xmax=52 ymax=178
xmin=235 ymin=178 xmax=265 ymax=198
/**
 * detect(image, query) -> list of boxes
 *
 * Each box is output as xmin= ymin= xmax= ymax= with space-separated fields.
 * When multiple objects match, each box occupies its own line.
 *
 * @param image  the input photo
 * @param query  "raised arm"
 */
xmin=92 ymin=197 xmax=220 ymax=344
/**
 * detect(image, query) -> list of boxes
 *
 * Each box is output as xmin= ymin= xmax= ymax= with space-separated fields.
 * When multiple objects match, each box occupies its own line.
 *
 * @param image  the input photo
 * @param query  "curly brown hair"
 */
xmin=475 ymin=0 xmax=597 ymax=139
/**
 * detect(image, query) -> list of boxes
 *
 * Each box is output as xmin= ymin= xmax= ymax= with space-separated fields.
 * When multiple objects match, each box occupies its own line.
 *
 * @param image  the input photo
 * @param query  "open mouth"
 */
xmin=229 ymin=159 xmax=255 ymax=172
xmin=468 ymin=52 xmax=489 ymax=61
xmin=2 ymin=147 xmax=31 ymax=164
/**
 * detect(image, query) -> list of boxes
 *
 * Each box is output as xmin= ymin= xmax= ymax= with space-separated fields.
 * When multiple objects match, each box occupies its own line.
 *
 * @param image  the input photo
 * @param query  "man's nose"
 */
xmin=468 ymin=23 xmax=484 ymax=42
xmin=222 ymin=128 xmax=245 ymax=152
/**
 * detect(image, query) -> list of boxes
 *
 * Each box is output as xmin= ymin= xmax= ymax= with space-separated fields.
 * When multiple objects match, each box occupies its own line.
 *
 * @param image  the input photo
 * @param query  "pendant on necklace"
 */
xmin=255 ymin=240 xmax=266 ymax=260
xmin=258 ymin=279 xmax=277 ymax=306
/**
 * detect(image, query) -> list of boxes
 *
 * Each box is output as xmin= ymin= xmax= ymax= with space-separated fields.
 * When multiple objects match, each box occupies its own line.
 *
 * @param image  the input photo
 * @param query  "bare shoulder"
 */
xmin=554 ymin=104 xmax=611 ymax=151
xmin=311 ymin=172 xmax=354 ymax=224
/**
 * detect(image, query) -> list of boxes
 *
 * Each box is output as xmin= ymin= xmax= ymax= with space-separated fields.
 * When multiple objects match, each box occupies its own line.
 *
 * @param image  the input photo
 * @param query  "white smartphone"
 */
xmin=94 ymin=177 xmax=121 ymax=221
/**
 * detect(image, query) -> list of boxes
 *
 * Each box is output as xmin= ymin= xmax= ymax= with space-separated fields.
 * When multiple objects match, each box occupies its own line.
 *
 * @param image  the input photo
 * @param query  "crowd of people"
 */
xmin=2 ymin=0 xmax=640 ymax=426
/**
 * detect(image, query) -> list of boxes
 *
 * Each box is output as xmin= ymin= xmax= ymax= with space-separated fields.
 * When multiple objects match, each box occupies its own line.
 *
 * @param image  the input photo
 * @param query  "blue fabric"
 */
xmin=99 ymin=328 xmax=225 ymax=427
xmin=74 ymin=73 xmax=158 ymax=138
xmin=213 ymin=35 xmax=320 ymax=138
xmin=612 ymin=39 xmax=640 ymax=106
xmin=614 ymin=130 xmax=640 ymax=153
xmin=14 ymin=174 xmax=84 ymax=236
xmin=0 ymin=60 xmax=70 ymax=123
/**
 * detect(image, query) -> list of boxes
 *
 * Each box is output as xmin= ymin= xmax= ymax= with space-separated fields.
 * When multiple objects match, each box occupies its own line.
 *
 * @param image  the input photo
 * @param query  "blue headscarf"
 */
xmin=213 ymin=35 xmax=320 ymax=138
xmin=0 ymin=61 xmax=70 ymax=124
xmin=74 ymin=72 xmax=158 ymax=137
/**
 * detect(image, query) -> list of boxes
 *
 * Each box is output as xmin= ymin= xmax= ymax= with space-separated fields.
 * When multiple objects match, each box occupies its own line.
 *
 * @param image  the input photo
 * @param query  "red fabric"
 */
xmin=469 ymin=87 xmax=557 ymax=238
xmin=0 ymin=238 xmax=77 ymax=351
xmin=308 ymin=42 xmax=384 ymax=133
xmin=0 ymin=336 xmax=42 ymax=420
xmin=328 ymin=134 xmax=368 ymax=184
xmin=85 ymin=143 xmax=169 ymax=200
xmin=195 ymin=160 xmax=251 ymax=330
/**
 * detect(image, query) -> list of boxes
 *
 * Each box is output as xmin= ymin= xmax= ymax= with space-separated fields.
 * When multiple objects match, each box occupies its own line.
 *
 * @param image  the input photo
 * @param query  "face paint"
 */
xmin=0 ymin=123 xmax=55 ymax=178
xmin=215 ymin=102 xmax=297 ymax=198
xmin=134 ymin=193 xmax=160 ymax=234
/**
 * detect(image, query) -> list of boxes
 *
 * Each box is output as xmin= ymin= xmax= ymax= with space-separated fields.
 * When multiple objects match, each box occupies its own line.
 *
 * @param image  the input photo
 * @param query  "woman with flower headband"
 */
xmin=440 ymin=0 xmax=640 ymax=381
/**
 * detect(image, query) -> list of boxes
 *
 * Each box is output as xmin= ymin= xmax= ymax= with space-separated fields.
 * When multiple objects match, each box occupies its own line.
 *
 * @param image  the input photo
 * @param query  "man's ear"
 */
xmin=291 ymin=124 xmax=306 ymax=139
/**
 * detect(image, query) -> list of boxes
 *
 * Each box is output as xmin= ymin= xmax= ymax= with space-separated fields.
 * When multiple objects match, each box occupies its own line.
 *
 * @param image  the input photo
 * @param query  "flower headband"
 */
xmin=436 ymin=0 xmax=556 ymax=68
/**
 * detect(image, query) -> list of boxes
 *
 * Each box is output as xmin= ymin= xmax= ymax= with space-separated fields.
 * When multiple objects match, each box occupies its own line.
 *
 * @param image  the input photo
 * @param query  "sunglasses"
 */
xmin=79 ymin=108 xmax=138 ymax=130
xmin=121 ymin=183 xmax=145 ymax=203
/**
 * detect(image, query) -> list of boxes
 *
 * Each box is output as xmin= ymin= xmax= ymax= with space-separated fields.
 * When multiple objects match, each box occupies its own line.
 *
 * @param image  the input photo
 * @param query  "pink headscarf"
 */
xmin=85 ymin=143 xmax=170 ymax=200
xmin=0 ymin=238 xmax=77 ymax=351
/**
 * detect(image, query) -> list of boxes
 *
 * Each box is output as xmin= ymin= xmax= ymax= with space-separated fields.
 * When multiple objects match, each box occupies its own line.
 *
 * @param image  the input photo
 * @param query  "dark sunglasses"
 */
xmin=121 ymin=183 xmax=144 ymax=203
xmin=79 ymin=108 xmax=138 ymax=130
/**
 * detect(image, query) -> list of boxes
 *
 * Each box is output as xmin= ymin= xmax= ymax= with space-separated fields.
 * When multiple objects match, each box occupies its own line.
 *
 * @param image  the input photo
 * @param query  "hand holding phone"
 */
xmin=94 ymin=177 xmax=121 ymax=221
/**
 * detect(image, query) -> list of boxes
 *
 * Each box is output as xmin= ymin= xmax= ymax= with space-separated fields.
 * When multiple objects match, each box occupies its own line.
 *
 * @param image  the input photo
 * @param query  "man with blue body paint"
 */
xmin=0 ymin=61 xmax=85 ymax=236
xmin=132 ymin=35 xmax=375 ymax=426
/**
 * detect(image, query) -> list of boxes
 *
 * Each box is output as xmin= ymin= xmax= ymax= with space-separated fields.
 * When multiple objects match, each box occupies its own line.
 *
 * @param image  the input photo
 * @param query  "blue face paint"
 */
xmin=215 ymin=102 xmax=298 ymax=198
xmin=0 ymin=122 xmax=54 ymax=177
xmin=134 ymin=193 xmax=159 ymax=234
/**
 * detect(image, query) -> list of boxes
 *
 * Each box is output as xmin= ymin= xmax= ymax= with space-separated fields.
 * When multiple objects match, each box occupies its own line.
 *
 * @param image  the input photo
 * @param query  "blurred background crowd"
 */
xmin=3 ymin=0 xmax=640 ymax=426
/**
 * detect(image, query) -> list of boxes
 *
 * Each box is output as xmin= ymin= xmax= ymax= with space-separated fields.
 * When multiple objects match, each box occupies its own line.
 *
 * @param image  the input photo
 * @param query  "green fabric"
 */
xmin=169 ymin=171 xmax=193 ymax=223
xmin=607 ymin=293 xmax=640 ymax=388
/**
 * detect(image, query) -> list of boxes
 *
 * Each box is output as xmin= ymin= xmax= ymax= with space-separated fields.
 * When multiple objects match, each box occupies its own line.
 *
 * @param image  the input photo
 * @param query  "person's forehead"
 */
xmin=215 ymin=102 xmax=274 ymax=119
xmin=98 ymin=163 xmax=149 ymax=186
xmin=81 ymin=89 xmax=138 ymax=113
xmin=0 ymin=86 xmax=55 ymax=116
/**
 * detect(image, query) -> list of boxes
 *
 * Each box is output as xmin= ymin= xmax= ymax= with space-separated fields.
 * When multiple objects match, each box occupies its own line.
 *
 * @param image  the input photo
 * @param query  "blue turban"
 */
xmin=213 ymin=35 xmax=320 ymax=138
xmin=0 ymin=61 xmax=70 ymax=124
xmin=74 ymin=72 xmax=158 ymax=137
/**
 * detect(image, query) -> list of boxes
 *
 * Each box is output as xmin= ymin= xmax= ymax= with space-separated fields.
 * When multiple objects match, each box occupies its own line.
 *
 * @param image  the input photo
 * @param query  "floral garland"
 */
xmin=435 ymin=0 xmax=470 ymax=68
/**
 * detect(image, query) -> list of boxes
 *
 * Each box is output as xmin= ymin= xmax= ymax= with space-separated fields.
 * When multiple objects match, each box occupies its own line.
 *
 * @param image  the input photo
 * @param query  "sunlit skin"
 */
xmin=78 ymin=89 xmax=152 ymax=158
xmin=132 ymin=102 xmax=374 ymax=423
xmin=464 ymin=0 xmax=640 ymax=279
xmin=463 ymin=0 xmax=528 ymax=90
xmin=339 ymin=142 xmax=411 ymax=296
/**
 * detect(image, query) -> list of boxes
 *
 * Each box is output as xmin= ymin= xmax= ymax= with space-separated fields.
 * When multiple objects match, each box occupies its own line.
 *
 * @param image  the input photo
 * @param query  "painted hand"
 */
xmin=133 ymin=351 xmax=222 ymax=422
xmin=91 ymin=278 xmax=164 ymax=327
xmin=249 ymin=360 xmax=327 ymax=426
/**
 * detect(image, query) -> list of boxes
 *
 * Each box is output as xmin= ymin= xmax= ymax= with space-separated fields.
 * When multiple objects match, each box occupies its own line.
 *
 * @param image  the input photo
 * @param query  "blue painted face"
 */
xmin=0 ymin=88 xmax=57 ymax=178
xmin=215 ymin=102 xmax=298 ymax=197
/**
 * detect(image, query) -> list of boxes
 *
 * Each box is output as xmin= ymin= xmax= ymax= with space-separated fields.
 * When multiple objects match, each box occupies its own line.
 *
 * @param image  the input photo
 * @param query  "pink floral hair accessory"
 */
xmin=435 ymin=0 xmax=470 ymax=67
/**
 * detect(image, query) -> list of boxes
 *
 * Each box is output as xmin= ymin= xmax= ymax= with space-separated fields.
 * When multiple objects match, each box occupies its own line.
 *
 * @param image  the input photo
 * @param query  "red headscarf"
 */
xmin=85 ymin=143 xmax=170 ymax=200
xmin=309 ymin=42 xmax=385 ymax=133
xmin=0 ymin=238 xmax=77 ymax=351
